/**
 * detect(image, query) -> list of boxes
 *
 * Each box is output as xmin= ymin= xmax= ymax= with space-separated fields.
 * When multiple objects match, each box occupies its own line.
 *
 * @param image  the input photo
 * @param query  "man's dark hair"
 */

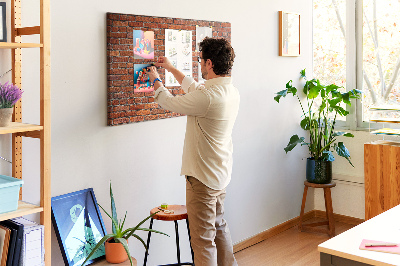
xmin=199 ymin=37 xmax=235 ymax=75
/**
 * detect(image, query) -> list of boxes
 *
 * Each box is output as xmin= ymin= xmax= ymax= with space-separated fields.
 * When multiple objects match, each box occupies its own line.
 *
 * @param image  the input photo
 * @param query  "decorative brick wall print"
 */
xmin=107 ymin=13 xmax=232 ymax=126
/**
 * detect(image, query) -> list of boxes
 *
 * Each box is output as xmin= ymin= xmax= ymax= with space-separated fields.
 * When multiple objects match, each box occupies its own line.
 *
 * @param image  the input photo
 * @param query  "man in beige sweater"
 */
xmin=145 ymin=37 xmax=239 ymax=266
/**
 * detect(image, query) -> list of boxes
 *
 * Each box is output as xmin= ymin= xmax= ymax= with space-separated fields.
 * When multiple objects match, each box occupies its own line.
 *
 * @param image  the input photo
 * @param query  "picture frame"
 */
xmin=279 ymin=11 xmax=300 ymax=56
xmin=0 ymin=2 xmax=6 ymax=42
xmin=51 ymin=188 xmax=107 ymax=266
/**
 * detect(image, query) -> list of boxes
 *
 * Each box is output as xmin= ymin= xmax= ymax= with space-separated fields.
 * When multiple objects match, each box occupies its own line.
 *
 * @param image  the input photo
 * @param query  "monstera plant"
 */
xmin=274 ymin=69 xmax=362 ymax=183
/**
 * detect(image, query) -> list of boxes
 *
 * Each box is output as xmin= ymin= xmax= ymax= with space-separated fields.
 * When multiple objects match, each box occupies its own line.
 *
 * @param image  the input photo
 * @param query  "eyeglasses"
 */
xmin=197 ymin=56 xmax=203 ymax=62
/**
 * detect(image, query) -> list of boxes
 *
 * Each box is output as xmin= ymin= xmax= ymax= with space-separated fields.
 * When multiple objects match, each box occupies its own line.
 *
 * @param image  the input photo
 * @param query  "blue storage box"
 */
xmin=0 ymin=175 xmax=24 ymax=214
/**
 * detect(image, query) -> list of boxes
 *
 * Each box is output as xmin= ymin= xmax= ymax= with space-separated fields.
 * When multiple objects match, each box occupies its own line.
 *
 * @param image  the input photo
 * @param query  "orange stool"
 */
xmin=298 ymin=181 xmax=336 ymax=237
xmin=143 ymin=205 xmax=194 ymax=266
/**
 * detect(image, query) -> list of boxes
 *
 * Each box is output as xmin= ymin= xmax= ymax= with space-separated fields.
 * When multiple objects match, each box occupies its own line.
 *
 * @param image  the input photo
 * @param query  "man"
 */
xmin=145 ymin=37 xmax=239 ymax=266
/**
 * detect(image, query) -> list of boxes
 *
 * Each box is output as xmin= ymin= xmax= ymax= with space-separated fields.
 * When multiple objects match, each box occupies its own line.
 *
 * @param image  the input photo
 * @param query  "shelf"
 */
xmin=369 ymin=118 xmax=400 ymax=123
xmin=0 ymin=201 xmax=43 ymax=221
xmin=369 ymin=105 xmax=400 ymax=111
xmin=370 ymin=128 xmax=400 ymax=136
xmin=0 ymin=122 xmax=42 ymax=134
xmin=0 ymin=42 xmax=43 ymax=49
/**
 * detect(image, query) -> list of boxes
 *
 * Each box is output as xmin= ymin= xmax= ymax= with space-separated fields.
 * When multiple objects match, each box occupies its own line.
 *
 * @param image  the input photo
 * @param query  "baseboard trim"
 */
xmin=314 ymin=210 xmax=364 ymax=225
xmin=233 ymin=210 xmax=315 ymax=253
xmin=233 ymin=210 xmax=364 ymax=253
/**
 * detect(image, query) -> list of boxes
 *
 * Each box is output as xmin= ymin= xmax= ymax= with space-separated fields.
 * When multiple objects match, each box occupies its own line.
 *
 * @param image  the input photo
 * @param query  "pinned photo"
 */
xmin=134 ymin=64 xmax=154 ymax=93
xmin=133 ymin=30 xmax=155 ymax=60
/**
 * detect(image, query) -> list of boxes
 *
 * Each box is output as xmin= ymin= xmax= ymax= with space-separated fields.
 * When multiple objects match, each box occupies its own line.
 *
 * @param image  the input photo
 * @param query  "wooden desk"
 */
xmin=91 ymin=257 xmax=137 ymax=266
xmin=318 ymin=204 xmax=400 ymax=265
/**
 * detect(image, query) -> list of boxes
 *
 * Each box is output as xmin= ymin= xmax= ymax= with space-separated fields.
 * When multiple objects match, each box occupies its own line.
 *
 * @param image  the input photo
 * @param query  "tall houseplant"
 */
xmin=82 ymin=183 xmax=168 ymax=266
xmin=274 ymin=69 xmax=362 ymax=183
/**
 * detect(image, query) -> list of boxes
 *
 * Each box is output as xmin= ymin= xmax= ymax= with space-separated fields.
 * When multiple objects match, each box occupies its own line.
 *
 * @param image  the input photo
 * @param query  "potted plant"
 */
xmin=274 ymin=69 xmax=362 ymax=183
xmin=0 ymin=82 xmax=23 ymax=127
xmin=82 ymin=183 xmax=168 ymax=266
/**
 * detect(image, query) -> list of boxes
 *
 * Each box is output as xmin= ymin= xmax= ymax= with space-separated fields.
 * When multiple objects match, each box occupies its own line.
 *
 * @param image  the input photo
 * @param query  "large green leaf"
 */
xmin=274 ymin=81 xmax=298 ymax=103
xmin=274 ymin=89 xmax=287 ymax=103
xmin=300 ymin=117 xmax=310 ymax=130
xmin=308 ymin=85 xmax=321 ymax=99
xmin=321 ymin=151 xmax=335 ymax=162
xmin=341 ymin=92 xmax=351 ymax=105
xmin=328 ymin=97 xmax=342 ymax=108
xmin=284 ymin=135 xmax=305 ymax=153
xmin=335 ymin=142 xmax=354 ymax=167
xmin=331 ymin=106 xmax=349 ymax=116
xmin=325 ymin=84 xmax=340 ymax=94
xmin=349 ymin=89 xmax=362 ymax=99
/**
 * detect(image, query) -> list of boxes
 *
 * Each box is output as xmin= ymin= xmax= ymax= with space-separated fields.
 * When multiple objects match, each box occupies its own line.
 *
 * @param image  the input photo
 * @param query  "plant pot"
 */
xmin=0 ymin=108 xmax=13 ymax=127
xmin=105 ymin=238 xmax=128 ymax=264
xmin=306 ymin=158 xmax=332 ymax=184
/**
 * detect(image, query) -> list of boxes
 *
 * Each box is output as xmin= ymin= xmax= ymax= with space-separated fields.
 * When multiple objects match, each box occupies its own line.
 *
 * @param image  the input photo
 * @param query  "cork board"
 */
xmin=106 ymin=13 xmax=231 ymax=126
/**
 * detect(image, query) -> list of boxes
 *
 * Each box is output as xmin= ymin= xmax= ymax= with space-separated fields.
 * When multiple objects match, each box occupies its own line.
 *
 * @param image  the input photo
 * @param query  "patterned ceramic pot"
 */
xmin=306 ymin=158 xmax=332 ymax=184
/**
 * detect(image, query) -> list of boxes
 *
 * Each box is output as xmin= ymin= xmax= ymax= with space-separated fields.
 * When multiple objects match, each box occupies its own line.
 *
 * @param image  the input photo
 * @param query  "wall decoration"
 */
xmin=279 ymin=11 xmax=300 ymax=56
xmin=165 ymin=29 xmax=192 ymax=86
xmin=133 ymin=30 xmax=154 ymax=60
xmin=51 ymin=188 xmax=107 ymax=266
xmin=107 ymin=13 xmax=231 ymax=126
xmin=0 ymin=2 xmax=6 ymax=42
xmin=134 ymin=64 xmax=153 ymax=93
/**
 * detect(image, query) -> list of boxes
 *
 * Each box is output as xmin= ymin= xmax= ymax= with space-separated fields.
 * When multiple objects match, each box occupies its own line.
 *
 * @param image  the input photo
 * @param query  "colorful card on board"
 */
xmin=134 ymin=64 xmax=153 ymax=93
xmin=133 ymin=30 xmax=154 ymax=60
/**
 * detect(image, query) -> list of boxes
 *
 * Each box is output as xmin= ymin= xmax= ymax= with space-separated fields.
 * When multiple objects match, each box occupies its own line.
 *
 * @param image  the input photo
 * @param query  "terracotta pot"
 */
xmin=0 ymin=108 xmax=13 ymax=127
xmin=105 ymin=238 xmax=129 ymax=264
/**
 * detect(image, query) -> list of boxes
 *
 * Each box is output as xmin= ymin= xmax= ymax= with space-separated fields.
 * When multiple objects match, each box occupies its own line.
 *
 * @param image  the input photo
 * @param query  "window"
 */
xmin=313 ymin=0 xmax=400 ymax=130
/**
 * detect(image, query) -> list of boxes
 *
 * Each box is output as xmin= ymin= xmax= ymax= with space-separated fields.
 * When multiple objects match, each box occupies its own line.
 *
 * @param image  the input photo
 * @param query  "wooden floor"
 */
xmin=234 ymin=217 xmax=354 ymax=266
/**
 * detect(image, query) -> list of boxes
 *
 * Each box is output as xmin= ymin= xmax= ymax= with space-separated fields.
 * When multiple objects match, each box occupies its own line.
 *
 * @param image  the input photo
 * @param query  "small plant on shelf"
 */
xmin=81 ymin=182 xmax=168 ymax=266
xmin=0 ymin=82 xmax=23 ymax=109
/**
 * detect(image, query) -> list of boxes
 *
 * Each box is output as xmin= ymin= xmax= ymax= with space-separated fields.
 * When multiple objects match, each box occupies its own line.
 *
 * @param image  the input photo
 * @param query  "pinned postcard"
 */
xmin=134 ymin=64 xmax=154 ymax=93
xmin=133 ymin=30 xmax=155 ymax=60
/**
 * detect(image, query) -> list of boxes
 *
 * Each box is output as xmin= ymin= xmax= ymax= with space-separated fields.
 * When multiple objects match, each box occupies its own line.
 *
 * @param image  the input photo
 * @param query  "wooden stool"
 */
xmin=143 ymin=205 xmax=194 ymax=266
xmin=298 ymin=181 xmax=336 ymax=237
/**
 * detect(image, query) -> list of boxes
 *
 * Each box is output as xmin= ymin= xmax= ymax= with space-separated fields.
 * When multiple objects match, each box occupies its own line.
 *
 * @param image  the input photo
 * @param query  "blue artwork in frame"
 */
xmin=0 ymin=2 xmax=6 ymax=42
xmin=51 ymin=188 xmax=107 ymax=266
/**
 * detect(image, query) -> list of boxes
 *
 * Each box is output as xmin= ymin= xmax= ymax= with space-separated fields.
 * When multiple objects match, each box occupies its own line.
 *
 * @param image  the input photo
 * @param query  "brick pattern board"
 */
xmin=107 ymin=13 xmax=231 ymax=126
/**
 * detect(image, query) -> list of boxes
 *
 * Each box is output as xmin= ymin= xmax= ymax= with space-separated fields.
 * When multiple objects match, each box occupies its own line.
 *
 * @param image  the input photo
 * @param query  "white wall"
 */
xmin=0 ymin=0 xmax=315 ymax=265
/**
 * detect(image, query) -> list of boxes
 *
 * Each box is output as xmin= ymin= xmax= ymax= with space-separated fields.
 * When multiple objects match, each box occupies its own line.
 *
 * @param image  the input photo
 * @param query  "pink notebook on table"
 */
xmin=359 ymin=239 xmax=400 ymax=255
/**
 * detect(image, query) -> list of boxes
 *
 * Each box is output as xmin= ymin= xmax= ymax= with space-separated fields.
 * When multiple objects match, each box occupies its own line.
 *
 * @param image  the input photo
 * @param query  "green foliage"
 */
xmin=274 ymin=69 xmax=362 ymax=165
xmin=81 ymin=182 xmax=169 ymax=266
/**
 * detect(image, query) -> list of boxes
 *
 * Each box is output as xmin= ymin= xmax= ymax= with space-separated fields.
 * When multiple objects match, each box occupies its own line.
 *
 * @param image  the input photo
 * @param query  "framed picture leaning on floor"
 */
xmin=51 ymin=188 xmax=107 ymax=266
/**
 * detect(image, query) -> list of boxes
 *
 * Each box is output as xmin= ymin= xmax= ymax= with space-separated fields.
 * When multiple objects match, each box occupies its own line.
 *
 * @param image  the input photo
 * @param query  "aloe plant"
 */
xmin=274 ymin=69 xmax=362 ymax=166
xmin=81 ymin=183 xmax=168 ymax=266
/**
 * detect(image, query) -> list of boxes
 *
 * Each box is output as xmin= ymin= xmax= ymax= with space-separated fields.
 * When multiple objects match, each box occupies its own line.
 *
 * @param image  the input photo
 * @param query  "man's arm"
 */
xmin=144 ymin=65 xmax=210 ymax=117
xmin=155 ymin=56 xmax=185 ymax=85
